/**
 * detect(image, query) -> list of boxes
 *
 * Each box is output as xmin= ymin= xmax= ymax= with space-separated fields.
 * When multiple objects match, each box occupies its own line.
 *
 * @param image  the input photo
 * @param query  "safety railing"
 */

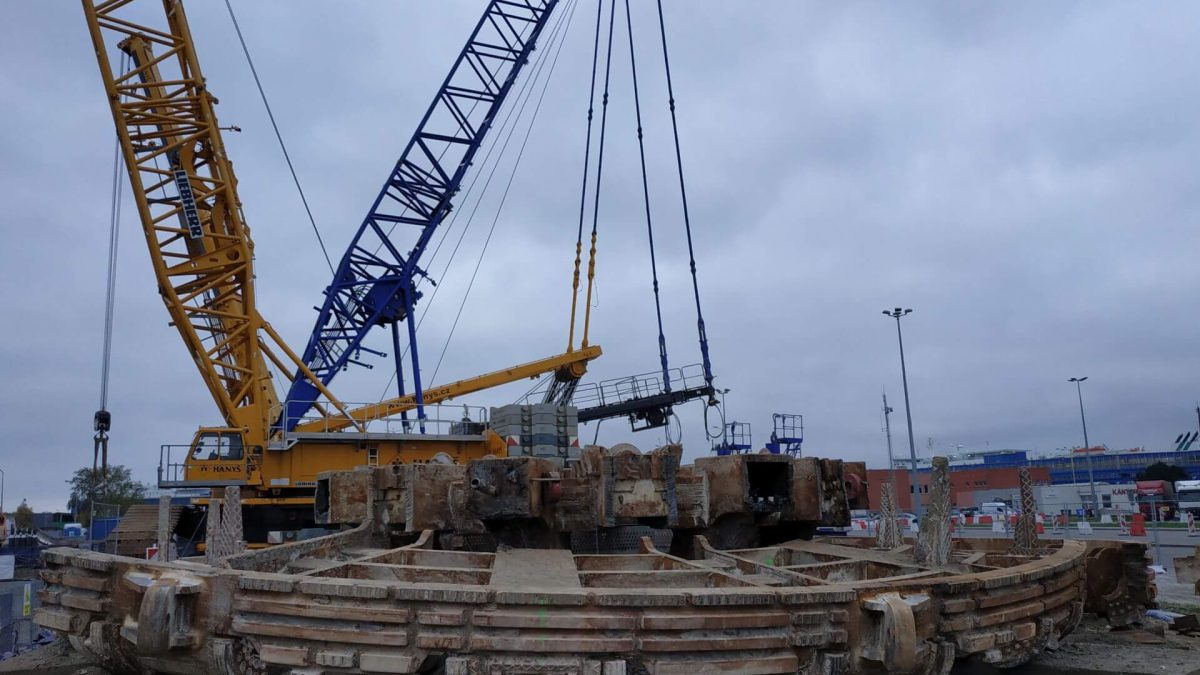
xmin=712 ymin=420 xmax=753 ymax=455
xmin=560 ymin=363 xmax=710 ymax=408
xmin=158 ymin=444 xmax=192 ymax=487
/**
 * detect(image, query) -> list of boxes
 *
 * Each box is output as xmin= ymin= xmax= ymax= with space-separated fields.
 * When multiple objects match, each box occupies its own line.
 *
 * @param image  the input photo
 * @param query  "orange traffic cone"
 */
xmin=1130 ymin=514 xmax=1147 ymax=536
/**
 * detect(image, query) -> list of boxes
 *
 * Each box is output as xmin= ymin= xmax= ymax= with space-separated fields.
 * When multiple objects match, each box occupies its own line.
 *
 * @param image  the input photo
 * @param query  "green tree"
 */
xmin=67 ymin=465 xmax=149 ymax=526
xmin=14 ymin=500 xmax=34 ymax=530
xmin=1136 ymin=461 xmax=1190 ymax=483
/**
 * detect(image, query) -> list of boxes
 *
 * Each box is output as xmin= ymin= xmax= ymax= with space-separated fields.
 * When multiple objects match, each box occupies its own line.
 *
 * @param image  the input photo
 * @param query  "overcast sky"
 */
xmin=2 ymin=1 xmax=1199 ymax=513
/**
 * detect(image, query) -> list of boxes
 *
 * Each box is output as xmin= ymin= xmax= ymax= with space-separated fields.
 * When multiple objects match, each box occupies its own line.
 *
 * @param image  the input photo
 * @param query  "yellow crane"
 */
xmin=82 ymin=0 xmax=596 ymax=543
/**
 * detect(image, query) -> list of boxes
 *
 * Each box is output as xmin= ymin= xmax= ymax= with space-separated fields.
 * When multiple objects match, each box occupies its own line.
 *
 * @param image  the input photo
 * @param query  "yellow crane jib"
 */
xmin=296 ymin=346 xmax=603 ymax=434
xmin=82 ymin=0 xmax=344 ymax=452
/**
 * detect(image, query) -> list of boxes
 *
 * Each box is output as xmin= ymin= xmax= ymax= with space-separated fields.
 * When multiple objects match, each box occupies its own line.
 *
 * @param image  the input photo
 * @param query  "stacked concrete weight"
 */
xmin=489 ymin=404 xmax=580 ymax=460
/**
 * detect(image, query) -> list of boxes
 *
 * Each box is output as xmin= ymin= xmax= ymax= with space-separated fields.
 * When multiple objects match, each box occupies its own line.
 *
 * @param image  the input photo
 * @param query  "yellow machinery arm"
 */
xmin=296 ymin=346 xmax=603 ymax=433
xmin=81 ymin=1 xmax=606 ymax=542
xmin=82 ymin=0 xmax=347 ymax=446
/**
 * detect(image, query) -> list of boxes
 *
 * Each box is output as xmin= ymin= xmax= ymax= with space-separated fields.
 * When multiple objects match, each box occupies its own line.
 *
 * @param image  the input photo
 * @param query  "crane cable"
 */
xmin=656 ymin=0 xmax=714 ymax=395
xmin=624 ymin=0 xmax=671 ymax=393
xmin=223 ymin=0 xmax=334 ymax=275
xmin=655 ymin=0 xmax=720 ymax=439
xmin=99 ymin=57 xmax=125 ymax=419
xmin=94 ymin=51 xmax=130 ymax=512
xmin=566 ymin=0 xmax=605 ymax=352
xmin=580 ymin=0 xmax=619 ymax=349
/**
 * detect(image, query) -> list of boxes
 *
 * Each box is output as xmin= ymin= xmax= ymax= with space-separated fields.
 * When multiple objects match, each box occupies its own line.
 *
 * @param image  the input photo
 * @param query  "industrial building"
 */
xmin=873 ymin=446 xmax=1200 ymax=513
xmin=893 ymin=447 xmax=1200 ymax=484
xmin=866 ymin=466 xmax=1052 ymax=512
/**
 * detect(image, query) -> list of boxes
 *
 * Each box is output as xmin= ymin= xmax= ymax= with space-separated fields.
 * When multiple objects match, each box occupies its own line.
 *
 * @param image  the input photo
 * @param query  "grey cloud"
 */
xmin=1 ymin=1 xmax=1198 ymax=511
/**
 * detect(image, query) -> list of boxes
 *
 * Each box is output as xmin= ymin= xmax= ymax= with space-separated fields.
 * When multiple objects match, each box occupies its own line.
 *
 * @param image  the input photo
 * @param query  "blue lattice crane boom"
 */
xmin=285 ymin=0 xmax=568 ymax=430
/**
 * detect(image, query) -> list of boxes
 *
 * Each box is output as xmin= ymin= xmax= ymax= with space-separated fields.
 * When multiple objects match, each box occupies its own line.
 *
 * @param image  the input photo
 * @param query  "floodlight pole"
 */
xmin=883 ymin=308 xmax=921 ymax=518
xmin=1069 ymin=377 xmax=1099 ymax=517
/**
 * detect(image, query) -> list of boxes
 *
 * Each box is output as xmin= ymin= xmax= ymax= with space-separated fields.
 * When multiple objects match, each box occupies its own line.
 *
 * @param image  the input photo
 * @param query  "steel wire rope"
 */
xmin=99 ymin=51 xmax=128 ymax=415
xmin=517 ymin=373 xmax=551 ymax=403
xmin=427 ymin=0 xmax=580 ymax=387
xmin=704 ymin=394 xmax=726 ymax=440
xmin=623 ymin=0 xmax=671 ymax=393
xmin=94 ymin=50 xmax=131 ymax=507
xmin=655 ymin=0 xmax=715 ymax=407
xmin=373 ymin=0 xmax=579 ymax=402
xmin=223 ymin=0 xmax=334 ymax=274
xmin=579 ymin=0 xmax=619 ymax=349
xmin=566 ymin=0 xmax=606 ymax=352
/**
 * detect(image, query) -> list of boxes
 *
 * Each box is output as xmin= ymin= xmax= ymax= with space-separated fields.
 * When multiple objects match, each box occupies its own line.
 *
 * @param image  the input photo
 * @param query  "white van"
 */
xmin=979 ymin=502 xmax=1010 ymax=517
xmin=1177 ymin=480 xmax=1200 ymax=516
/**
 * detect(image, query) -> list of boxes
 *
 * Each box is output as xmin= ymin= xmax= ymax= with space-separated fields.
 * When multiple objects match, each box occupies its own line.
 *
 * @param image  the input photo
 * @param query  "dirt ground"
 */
xmin=1024 ymin=615 xmax=1200 ymax=675
xmin=0 ymin=638 xmax=104 ymax=675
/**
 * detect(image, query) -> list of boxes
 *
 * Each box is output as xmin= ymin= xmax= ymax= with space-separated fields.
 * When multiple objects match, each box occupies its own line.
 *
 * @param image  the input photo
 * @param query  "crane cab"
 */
xmin=180 ymin=428 xmax=257 ymax=486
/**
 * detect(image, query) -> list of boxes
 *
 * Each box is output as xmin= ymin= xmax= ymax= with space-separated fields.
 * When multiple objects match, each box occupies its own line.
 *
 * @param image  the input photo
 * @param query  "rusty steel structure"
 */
xmin=34 ymin=450 xmax=1156 ymax=674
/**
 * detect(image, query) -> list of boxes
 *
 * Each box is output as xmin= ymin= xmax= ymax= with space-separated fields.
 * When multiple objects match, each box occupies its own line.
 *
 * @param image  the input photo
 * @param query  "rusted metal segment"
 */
xmin=157 ymin=494 xmax=173 ymax=562
xmin=693 ymin=536 xmax=828 ymax=587
xmin=1175 ymin=545 xmax=1200 ymax=585
xmin=206 ymin=486 xmax=246 ymax=564
xmin=916 ymin=456 xmax=952 ymax=567
xmin=876 ymin=481 xmax=902 ymax=550
xmin=1012 ymin=467 xmax=1039 ymax=555
xmin=860 ymin=593 xmax=928 ymax=673
xmin=840 ymin=460 xmax=870 ymax=514
xmin=317 ymin=450 xmax=851 ymax=555
xmin=34 ymin=447 xmax=1155 ymax=674
xmin=1082 ymin=540 xmax=1157 ymax=627
xmin=123 ymin=571 xmax=204 ymax=654
xmin=34 ymin=535 xmax=1114 ymax=674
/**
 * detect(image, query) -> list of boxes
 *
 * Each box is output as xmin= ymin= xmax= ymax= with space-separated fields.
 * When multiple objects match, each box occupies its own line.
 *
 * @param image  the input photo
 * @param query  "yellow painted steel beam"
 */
xmin=82 ymin=0 xmax=338 ymax=447
xmin=83 ymin=0 xmax=270 ymax=439
xmin=294 ymin=346 xmax=603 ymax=433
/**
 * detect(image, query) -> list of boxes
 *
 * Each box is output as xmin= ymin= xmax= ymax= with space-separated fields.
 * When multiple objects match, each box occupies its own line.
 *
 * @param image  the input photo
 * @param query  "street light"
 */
xmin=1068 ymin=377 xmax=1099 ymax=517
xmin=883 ymin=307 xmax=921 ymax=518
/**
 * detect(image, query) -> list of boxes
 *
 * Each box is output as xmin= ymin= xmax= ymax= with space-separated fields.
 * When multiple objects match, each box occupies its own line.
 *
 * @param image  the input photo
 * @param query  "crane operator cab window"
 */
xmin=191 ymin=431 xmax=244 ymax=461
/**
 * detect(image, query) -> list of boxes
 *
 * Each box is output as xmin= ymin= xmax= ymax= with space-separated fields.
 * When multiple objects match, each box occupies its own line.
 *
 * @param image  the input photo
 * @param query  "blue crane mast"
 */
xmin=284 ymin=0 xmax=560 ymax=430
